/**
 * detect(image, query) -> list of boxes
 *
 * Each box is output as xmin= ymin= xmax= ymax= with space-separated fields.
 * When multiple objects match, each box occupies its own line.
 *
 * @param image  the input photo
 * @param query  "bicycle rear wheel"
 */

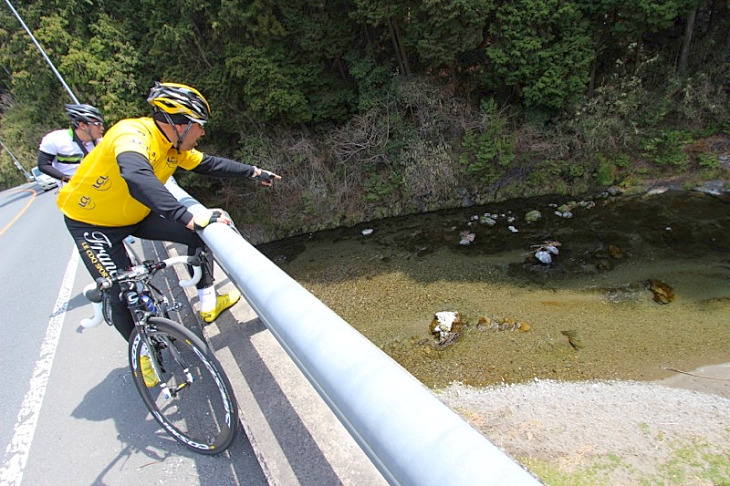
xmin=129 ymin=317 xmax=239 ymax=455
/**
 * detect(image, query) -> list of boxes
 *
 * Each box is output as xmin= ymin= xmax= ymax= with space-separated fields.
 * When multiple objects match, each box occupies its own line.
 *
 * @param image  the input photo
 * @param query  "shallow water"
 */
xmin=259 ymin=190 xmax=730 ymax=388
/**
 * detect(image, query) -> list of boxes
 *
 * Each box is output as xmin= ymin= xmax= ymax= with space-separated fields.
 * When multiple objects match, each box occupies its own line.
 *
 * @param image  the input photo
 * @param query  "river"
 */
xmin=258 ymin=189 xmax=730 ymax=388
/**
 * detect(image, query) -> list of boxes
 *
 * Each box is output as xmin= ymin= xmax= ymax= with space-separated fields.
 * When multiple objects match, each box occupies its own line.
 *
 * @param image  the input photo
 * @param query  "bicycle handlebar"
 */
xmin=80 ymin=255 xmax=202 ymax=329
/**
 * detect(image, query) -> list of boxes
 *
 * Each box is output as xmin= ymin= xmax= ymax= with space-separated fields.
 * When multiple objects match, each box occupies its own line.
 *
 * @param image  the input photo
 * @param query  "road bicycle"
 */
xmin=81 ymin=249 xmax=239 ymax=455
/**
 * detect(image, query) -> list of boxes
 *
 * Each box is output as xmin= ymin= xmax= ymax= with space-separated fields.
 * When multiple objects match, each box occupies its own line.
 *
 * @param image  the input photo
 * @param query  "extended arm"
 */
xmin=191 ymin=154 xmax=256 ymax=177
xmin=193 ymin=154 xmax=281 ymax=185
xmin=37 ymin=151 xmax=69 ymax=181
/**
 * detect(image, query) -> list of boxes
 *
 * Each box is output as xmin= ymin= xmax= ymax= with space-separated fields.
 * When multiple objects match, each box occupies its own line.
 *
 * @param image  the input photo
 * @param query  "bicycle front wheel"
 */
xmin=129 ymin=317 xmax=239 ymax=455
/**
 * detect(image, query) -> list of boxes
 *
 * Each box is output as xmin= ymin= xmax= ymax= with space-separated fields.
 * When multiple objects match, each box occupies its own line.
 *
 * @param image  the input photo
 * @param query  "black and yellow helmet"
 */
xmin=147 ymin=82 xmax=211 ymax=125
xmin=65 ymin=104 xmax=104 ymax=126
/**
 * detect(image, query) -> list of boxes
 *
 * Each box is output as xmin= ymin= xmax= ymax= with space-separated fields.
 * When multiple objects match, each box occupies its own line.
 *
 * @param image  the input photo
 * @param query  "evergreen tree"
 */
xmin=484 ymin=0 xmax=594 ymax=111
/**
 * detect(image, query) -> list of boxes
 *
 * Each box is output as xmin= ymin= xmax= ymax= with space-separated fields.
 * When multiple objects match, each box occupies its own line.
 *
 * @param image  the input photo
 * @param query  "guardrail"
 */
xmin=167 ymin=179 xmax=540 ymax=486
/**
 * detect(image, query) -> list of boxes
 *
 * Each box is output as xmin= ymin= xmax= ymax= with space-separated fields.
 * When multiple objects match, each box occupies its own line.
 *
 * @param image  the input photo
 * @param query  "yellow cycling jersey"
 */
xmin=57 ymin=117 xmax=203 ymax=226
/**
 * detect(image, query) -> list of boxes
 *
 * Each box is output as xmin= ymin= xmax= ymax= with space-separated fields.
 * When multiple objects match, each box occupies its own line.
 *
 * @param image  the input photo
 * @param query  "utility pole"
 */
xmin=3 ymin=0 xmax=79 ymax=104
xmin=0 ymin=139 xmax=33 ymax=181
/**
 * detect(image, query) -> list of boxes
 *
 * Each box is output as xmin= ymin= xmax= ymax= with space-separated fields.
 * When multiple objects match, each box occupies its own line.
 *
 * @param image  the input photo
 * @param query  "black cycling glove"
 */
xmin=251 ymin=167 xmax=280 ymax=184
xmin=192 ymin=209 xmax=222 ymax=230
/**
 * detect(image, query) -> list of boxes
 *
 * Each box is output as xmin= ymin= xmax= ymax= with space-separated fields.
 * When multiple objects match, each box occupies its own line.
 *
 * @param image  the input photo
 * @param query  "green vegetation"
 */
xmin=460 ymin=99 xmax=516 ymax=185
xmin=1 ymin=0 xmax=729 ymax=242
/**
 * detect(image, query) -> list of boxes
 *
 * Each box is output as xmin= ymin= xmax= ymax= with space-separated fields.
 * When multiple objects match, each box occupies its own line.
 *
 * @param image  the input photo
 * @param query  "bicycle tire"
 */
xmin=129 ymin=317 xmax=239 ymax=455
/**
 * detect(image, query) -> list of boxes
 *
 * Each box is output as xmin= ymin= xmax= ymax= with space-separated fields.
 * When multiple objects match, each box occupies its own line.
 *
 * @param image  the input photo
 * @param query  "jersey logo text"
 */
xmin=78 ymin=195 xmax=96 ymax=210
xmin=92 ymin=175 xmax=110 ymax=191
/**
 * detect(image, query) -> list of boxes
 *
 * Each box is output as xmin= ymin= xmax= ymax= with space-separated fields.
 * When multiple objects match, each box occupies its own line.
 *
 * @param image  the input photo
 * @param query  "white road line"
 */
xmin=0 ymin=250 xmax=79 ymax=486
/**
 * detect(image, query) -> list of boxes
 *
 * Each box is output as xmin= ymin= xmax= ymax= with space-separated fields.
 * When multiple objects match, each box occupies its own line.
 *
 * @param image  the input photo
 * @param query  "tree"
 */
xmin=225 ymin=46 xmax=312 ymax=124
xmin=678 ymin=4 xmax=698 ymax=77
xmin=484 ymin=0 xmax=594 ymax=111
xmin=351 ymin=0 xmax=416 ymax=76
xmin=576 ymin=0 xmax=699 ymax=75
xmin=412 ymin=0 xmax=492 ymax=80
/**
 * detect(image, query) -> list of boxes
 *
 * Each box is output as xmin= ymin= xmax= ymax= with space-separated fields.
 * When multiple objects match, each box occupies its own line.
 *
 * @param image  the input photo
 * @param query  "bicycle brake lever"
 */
xmin=186 ymin=255 xmax=202 ymax=266
xmin=85 ymin=287 xmax=103 ymax=303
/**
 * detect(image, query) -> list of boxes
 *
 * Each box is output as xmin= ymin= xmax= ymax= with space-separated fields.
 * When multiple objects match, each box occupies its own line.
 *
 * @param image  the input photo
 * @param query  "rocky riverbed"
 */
xmin=261 ymin=187 xmax=730 ymax=388
xmin=259 ymin=186 xmax=730 ymax=484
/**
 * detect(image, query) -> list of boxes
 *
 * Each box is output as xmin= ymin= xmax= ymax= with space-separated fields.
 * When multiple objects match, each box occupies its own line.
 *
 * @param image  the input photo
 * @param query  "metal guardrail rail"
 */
xmin=167 ymin=179 xmax=540 ymax=486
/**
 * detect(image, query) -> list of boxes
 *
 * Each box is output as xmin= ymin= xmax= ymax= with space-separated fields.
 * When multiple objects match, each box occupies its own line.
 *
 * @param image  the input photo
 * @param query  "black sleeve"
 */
xmin=37 ymin=150 xmax=67 ymax=181
xmin=191 ymin=154 xmax=256 ymax=178
xmin=117 ymin=151 xmax=194 ymax=226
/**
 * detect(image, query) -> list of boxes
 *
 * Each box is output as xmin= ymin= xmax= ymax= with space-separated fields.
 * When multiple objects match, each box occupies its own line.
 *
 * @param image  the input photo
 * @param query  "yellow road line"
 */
xmin=0 ymin=188 xmax=38 ymax=236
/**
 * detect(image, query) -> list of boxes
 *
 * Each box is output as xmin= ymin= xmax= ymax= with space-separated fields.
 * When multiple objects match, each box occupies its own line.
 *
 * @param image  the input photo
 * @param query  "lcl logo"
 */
xmin=92 ymin=175 xmax=110 ymax=191
xmin=79 ymin=195 xmax=96 ymax=210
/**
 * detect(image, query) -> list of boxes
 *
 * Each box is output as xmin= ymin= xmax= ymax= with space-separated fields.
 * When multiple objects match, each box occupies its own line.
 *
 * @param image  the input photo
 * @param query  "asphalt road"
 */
xmin=0 ymin=183 xmax=267 ymax=486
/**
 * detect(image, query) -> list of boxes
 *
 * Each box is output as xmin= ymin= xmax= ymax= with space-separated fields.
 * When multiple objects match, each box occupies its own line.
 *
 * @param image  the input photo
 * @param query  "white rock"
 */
xmin=535 ymin=250 xmax=552 ymax=264
xmin=434 ymin=311 xmax=458 ymax=333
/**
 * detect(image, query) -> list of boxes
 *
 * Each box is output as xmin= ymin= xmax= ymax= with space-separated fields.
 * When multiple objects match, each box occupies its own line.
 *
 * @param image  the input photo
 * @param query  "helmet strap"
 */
xmin=178 ymin=121 xmax=194 ymax=151
xmin=70 ymin=128 xmax=90 ymax=157
xmin=83 ymin=126 xmax=95 ymax=145
xmin=161 ymin=111 xmax=193 ymax=153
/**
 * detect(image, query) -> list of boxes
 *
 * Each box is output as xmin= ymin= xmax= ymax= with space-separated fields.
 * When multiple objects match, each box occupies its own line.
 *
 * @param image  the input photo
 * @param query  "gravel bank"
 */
xmin=438 ymin=363 xmax=730 ymax=485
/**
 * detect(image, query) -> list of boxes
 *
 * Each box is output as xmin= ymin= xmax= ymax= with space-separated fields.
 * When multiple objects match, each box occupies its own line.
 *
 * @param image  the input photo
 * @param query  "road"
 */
xmin=0 ymin=183 xmax=267 ymax=486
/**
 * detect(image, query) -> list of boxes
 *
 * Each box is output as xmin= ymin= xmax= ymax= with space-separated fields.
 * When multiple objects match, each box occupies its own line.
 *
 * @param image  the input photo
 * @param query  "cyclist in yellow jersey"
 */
xmin=59 ymin=82 xmax=281 ymax=341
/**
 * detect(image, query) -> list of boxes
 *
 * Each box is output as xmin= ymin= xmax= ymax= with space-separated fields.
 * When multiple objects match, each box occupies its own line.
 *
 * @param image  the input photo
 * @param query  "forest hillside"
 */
xmin=1 ymin=0 xmax=729 ymax=243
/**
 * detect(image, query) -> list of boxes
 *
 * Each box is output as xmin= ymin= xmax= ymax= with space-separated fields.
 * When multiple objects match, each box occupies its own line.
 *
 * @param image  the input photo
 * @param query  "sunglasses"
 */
xmin=88 ymin=121 xmax=104 ymax=126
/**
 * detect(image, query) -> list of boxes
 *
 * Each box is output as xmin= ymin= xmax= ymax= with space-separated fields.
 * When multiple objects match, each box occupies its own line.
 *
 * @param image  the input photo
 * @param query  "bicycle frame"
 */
xmin=81 ymin=255 xmax=202 ymax=329
xmin=81 ymin=254 xmax=204 ymax=401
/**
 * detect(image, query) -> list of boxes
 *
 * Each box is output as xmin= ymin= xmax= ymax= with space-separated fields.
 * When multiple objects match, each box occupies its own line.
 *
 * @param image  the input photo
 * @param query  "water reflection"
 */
xmin=259 ymin=190 xmax=730 ymax=388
